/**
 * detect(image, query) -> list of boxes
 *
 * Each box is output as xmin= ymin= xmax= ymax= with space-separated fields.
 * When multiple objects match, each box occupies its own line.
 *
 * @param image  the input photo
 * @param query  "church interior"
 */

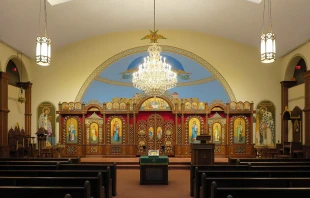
xmin=0 ymin=0 xmax=310 ymax=197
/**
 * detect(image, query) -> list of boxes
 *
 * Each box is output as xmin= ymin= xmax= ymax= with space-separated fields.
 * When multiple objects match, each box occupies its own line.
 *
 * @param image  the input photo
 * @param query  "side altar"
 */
xmin=56 ymin=93 xmax=255 ymax=158
xmin=191 ymin=135 xmax=215 ymax=165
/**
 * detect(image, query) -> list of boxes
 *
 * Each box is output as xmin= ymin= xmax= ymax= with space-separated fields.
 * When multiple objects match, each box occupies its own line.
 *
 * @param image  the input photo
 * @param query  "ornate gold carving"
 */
xmin=234 ymin=146 xmax=245 ymax=154
xmin=111 ymin=146 xmax=122 ymax=154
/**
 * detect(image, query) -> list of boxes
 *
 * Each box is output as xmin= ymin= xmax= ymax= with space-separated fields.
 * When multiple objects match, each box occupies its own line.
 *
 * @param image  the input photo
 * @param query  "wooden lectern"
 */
xmin=36 ymin=127 xmax=48 ymax=158
xmin=191 ymin=135 xmax=215 ymax=165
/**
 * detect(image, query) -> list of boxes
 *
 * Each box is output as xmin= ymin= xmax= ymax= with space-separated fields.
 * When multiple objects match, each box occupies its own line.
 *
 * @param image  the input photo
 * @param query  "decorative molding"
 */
xmin=95 ymin=75 xmax=217 ymax=87
xmin=75 ymin=45 xmax=236 ymax=102
xmin=288 ymin=96 xmax=305 ymax=103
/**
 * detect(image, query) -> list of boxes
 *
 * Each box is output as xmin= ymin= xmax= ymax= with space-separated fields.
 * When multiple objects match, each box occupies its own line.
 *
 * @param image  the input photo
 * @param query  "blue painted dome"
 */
xmin=127 ymin=55 xmax=185 ymax=71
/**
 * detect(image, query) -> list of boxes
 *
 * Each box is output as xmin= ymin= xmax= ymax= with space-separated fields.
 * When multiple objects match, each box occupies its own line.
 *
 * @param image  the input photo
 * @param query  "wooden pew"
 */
xmin=191 ymin=164 xmax=310 ymax=197
xmin=239 ymin=161 xmax=310 ymax=166
xmin=0 ymin=162 xmax=117 ymax=196
xmin=229 ymin=157 xmax=310 ymax=165
xmin=193 ymin=168 xmax=310 ymax=198
xmin=0 ymin=180 xmax=91 ymax=198
xmin=190 ymin=164 xmax=250 ymax=196
xmin=58 ymin=163 xmax=117 ymax=196
xmin=0 ymin=157 xmax=80 ymax=164
xmin=210 ymin=181 xmax=310 ymax=198
xmin=0 ymin=169 xmax=111 ymax=198
xmin=0 ymin=172 xmax=105 ymax=198
xmin=0 ymin=160 xmax=71 ymax=165
xmin=200 ymin=173 xmax=310 ymax=198
xmin=0 ymin=165 xmax=58 ymax=170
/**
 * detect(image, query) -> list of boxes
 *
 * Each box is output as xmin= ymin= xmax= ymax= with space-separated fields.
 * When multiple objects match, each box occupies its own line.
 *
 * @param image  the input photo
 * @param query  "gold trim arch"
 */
xmin=75 ymin=45 xmax=236 ymax=102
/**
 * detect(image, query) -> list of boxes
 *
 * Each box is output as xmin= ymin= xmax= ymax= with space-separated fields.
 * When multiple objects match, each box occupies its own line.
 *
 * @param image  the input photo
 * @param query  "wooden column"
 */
xmin=174 ymin=111 xmax=178 ymax=144
xmin=280 ymin=81 xmax=297 ymax=143
xmin=181 ymin=101 xmax=185 ymax=144
xmin=18 ymin=82 xmax=32 ymax=136
xmin=205 ymin=102 xmax=209 ymax=135
xmin=57 ymin=103 xmax=62 ymax=143
xmin=102 ymin=104 xmax=106 ymax=144
xmin=126 ymin=111 xmax=129 ymax=144
xmin=0 ymin=72 xmax=10 ymax=146
xmin=303 ymin=71 xmax=310 ymax=151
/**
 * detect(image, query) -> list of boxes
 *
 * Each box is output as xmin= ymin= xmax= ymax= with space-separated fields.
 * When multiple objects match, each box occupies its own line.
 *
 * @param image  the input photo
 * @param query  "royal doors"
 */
xmin=136 ymin=113 xmax=174 ymax=156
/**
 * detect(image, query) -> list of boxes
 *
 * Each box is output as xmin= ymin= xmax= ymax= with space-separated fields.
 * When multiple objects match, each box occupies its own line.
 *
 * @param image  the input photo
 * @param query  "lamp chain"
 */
xmin=44 ymin=0 xmax=48 ymax=37
xmin=261 ymin=0 xmax=265 ymax=33
xmin=153 ymin=0 xmax=156 ymax=33
xmin=269 ymin=0 xmax=272 ymax=32
xmin=38 ymin=0 xmax=42 ymax=36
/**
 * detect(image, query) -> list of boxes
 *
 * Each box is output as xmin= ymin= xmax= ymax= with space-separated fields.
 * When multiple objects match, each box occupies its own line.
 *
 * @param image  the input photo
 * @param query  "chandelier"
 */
xmin=132 ymin=0 xmax=177 ymax=97
xmin=36 ymin=0 xmax=51 ymax=66
xmin=261 ymin=0 xmax=276 ymax=63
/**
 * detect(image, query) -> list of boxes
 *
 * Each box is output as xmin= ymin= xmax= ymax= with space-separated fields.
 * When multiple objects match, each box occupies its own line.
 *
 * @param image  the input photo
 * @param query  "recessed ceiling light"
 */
xmin=47 ymin=0 xmax=73 ymax=6
xmin=248 ymin=0 xmax=263 ymax=4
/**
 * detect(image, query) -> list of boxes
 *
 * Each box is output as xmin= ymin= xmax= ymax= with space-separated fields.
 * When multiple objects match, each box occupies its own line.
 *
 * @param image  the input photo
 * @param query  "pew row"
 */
xmin=229 ymin=157 xmax=310 ymax=165
xmin=210 ymin=181 xmax=310 ymax=198
xmin=0 ymin=163 xmax=117 ymax=196
xmin=0 ymin=160 xmax=71 ymax=165
xmin=193 ymin=167 xmax=310 ymax=198
xmin=0 ymin=173 xmax=105 ymax=198
xmin=0 ymin=180 xmax=91 ymax=198
xmin=200 ymin=173 xmax=310 ymax=198
xmin=190 ymin=164 xmax=310 ymax=197
xmin=0 ymin=157 xmax=80 ymax=164
xmin=0 ymin=169 xmax=111 ymax=198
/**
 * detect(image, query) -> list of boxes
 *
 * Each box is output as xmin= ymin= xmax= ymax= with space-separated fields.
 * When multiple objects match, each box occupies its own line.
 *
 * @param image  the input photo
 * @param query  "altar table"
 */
xmin=139 ymin=156 xmax=168 ymax=185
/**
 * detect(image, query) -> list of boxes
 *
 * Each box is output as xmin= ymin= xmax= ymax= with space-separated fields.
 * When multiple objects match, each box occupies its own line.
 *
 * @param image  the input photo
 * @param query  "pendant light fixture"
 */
xmin=261 ymin=0 xmax=276 ymax=63
xmin=36 ymin=0 xmax=51 ymax=66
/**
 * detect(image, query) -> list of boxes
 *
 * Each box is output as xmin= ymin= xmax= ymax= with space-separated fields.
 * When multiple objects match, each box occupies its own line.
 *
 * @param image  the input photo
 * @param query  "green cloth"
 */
xmin=140 ymin=156 xmax=169 ymax=165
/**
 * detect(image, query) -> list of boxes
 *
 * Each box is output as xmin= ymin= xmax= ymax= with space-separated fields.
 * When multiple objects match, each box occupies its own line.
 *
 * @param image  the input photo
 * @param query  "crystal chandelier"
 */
xmin=261 ymin=0 xmax=276 ymax=63
xmin=132 ymin=0 xmax=177 ymax=97
xmin=36 ymin=0 xmax=51 ymax=66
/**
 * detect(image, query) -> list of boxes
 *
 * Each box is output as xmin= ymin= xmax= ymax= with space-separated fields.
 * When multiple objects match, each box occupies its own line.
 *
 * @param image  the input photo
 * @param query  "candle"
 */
xmin=16 ymin=140 xmax=18 ymax=150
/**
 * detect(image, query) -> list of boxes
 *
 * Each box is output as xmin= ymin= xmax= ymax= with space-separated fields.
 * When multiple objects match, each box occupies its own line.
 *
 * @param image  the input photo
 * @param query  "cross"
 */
xmin=201 ymin=155 xmax=208 ymax=162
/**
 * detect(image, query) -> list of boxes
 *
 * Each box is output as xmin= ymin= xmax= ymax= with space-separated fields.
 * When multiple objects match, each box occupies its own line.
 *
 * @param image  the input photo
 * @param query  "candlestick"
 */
xmin=16 ymin=140 xmax=18 ymax=150
xmin=23 ymin=138 xmax=24 ymax=148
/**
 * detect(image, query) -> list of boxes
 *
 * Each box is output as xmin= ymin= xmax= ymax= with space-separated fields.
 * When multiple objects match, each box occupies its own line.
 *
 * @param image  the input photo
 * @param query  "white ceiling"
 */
xmin=0 ymin=0 xmax=310 ymax=59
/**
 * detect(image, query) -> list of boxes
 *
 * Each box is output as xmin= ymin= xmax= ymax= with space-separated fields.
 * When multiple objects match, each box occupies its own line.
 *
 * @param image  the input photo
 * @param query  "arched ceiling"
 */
xmin=1 ymin=0 xmax=310 ymax=59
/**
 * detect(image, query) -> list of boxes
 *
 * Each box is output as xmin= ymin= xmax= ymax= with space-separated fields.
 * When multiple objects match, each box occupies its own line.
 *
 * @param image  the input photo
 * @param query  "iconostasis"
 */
xmin=57 ymin=98 xmax=255 ymax=158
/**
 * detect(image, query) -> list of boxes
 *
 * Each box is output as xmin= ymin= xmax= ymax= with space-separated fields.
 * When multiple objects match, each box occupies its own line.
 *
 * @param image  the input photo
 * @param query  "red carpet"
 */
xmin=116 ymin=169 xmax=190 ymax=198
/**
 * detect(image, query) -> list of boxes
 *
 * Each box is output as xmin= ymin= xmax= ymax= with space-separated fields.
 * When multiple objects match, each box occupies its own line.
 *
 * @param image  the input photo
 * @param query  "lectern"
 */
xmin=191 ymin=135 xmax=215 ymax=165
xmin=36 ymin=127 xmax=48 ymax=158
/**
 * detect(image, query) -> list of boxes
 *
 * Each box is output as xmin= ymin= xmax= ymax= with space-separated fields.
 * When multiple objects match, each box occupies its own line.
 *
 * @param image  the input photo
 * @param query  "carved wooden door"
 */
xmin=136 ymin=113 xmax=174 ymax=155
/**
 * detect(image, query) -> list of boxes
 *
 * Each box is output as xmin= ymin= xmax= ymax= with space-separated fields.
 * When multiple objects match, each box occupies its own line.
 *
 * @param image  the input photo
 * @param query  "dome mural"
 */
xmin=80 ymin=48 xmax=232 ymax=104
